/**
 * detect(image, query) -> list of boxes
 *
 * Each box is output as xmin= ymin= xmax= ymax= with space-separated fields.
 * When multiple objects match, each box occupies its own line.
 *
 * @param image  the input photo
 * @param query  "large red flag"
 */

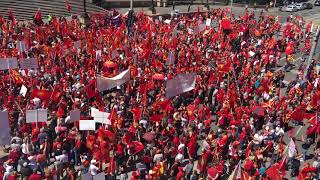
xmin=31 ymin=89 xmax=52 ymax=101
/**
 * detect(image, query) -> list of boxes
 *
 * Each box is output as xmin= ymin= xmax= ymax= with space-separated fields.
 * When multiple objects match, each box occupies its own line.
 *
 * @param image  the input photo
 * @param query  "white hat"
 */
xmin=90 ymin=159 xmax=97 ymax=164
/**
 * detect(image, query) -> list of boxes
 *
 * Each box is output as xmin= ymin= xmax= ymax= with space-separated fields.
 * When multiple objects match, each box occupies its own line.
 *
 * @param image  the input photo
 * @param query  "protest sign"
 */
xmin=79 ymin=120 xmax=96 ymax=131
xmin=0 ymin=111 xmax=10 ymax=146
xmin=19 ymin=58 xmax=38 ymax=69
xmin=20 ymin=85 xmax=28 ymax=97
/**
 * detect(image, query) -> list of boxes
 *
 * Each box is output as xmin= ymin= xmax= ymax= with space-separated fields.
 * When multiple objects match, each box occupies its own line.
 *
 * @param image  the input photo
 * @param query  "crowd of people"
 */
xmin=0 ymin=6 xmax=319 ymax=180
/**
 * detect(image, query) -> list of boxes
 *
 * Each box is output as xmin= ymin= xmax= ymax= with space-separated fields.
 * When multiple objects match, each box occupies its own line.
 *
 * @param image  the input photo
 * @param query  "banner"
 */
xmin=97 ymin=69 xmax=130 ymax=92
xmin=79 ymin=120 xmax=96 ymax=131
xmin=0 ymin=58 xmax=18 ymax=70
xmin=26 ymin=109 xmax=47 ymax=123
xmin=19 ymin=58 xmax=38 ymax=69
xmin=0 ymin=111 xmax=11 ymax=146
xmin=165 ymin=73 xmax=197 ymax=98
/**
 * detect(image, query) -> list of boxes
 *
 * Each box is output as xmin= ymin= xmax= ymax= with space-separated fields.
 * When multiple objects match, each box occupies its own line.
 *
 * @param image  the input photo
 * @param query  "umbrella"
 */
xmin=152 ymin=73 xmax=165 ymax=80
xmin=142 ymin=132 xmax=155 ymax=142
xmin=207 ymin=167 xmax=219 ymax=179
xmin=103 ymin=61 xmax=117 ymax=68
xmin=251 ymin=106 xmax=265 ymax=116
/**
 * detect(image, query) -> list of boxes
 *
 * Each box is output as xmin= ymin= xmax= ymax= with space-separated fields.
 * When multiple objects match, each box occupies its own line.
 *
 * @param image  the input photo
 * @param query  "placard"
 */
xmin=94 ymin=111 xmax=111 ymax=125
xmin=79 ymin=120 xmax=96 ymax=131
xmin=37 ymin=109 xmax=48 ymax=122
xmin=0 ymin=111 xmax=10 ymax=146
xmin=20 ymin=85 xmax=28 ymax=97
xmin=111 ymin=50 xmax=119 ymax=60
xmin=69 ymin=109 xmax=81 ymax=123
xmin=206 ymin=18 xmax=212 ymax=26
xmin=26 ymin=110 xmax=38 ymax=123
xmin=20 ymin=58 xmax=38 ymax=69
xmin=74 ymin=41 xmax=81 ymax=49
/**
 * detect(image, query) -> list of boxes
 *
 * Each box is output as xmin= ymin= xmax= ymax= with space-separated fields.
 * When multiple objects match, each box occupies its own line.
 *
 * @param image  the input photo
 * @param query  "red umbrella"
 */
xmin=103 ymin=61 xmax=117 ymax=68
xmin=152 ymin=73 xmax=165 ymax=80
xmin=133 ymin=141 xmax=144 ymax=154
xmin=143 ymin=132 xmax=155 ymax=142
xmin=207 ymin=167 xmax=219 ymax=179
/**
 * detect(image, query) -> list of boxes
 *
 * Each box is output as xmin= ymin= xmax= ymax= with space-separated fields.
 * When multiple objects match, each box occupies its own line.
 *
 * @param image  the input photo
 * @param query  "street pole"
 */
xmin=130 ymin=0 xmax=133 ymax=10
xmin=304 ymin=27 xmax=320 ymax=79
xmin=230 ymin=0 xmax=233 ymax=13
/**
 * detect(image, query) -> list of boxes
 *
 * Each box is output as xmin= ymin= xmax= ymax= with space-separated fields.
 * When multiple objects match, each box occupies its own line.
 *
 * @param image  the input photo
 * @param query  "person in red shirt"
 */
xmin=29 ymin=170 xmax=43 ymax=180
xmin=176 ymin=167 xmax=184 ymax=180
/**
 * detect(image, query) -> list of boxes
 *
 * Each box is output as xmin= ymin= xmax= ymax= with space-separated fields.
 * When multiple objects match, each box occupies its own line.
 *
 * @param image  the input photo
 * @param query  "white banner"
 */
xmin=26 ymin=109 xmax=47 ymax=123
xmin=79 ymin=120 xmax=96 ymax=131
xmin=20 ymin=85 xmax=28 ymax=97
xmin=165 ymin=73 xmax=197 ymax=98
xmin=19 ymin=58 xmax=38 ymax=69
xmin=0 ymin=58 xmax=18 ymax=70
xmin=97 ymin=69 xmax=130 ymax=92
xmin=0 ymin=111 xmax=11 ymax=146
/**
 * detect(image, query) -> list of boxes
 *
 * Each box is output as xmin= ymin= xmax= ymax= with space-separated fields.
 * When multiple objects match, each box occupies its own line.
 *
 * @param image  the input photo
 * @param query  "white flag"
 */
xmin=79 ymin=120 xmax=96 ymax=131
xmin=0 ymin=111 xmax=11 ymax=146
xmin=97 ymin=69 xmax=130 ymax=92
xmin=20 ymin=85 xmax=28 ymax=97
xmin=96 ymin=50 xmax=102 ymax=60
xmin=288 ymin=138 xmax=296 ymax=158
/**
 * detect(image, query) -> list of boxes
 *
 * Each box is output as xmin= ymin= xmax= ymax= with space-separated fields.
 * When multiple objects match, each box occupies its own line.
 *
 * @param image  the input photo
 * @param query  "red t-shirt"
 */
xmin=29 ymin=173 xmax=42 ymax=180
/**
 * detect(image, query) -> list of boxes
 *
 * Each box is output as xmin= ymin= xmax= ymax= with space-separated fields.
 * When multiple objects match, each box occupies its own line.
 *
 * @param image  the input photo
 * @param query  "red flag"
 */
xmin=86 ymin=84 xmax=96 ymax=99
xmin=109 ymin=108 xmax=118 ymax=126
xmin=31 ymin=89 xmax=52 ymax=101
xmin=150 ymin=114 xmax=163 ymax=122
xmin=217 ymin=62 xmax=231 ymax=73
xmin=51 ymin=90 xmax=62 ymax=103
xmin=208 ymin=69 xmax=214 ymax=85
xmin=7 ymin=9 xmax=16 ymax=27
xmin=290 ymin=106 xmax=306 ymax=121
xmin=34 ymin=9 xmax=42 ymax=22
xmin=266 ymin=166 xmax=282 ymax=180
xmin=131 ymin=107 xmax=143 ymax=122
xmin=65 ymin=0 xmax=72 ymax=12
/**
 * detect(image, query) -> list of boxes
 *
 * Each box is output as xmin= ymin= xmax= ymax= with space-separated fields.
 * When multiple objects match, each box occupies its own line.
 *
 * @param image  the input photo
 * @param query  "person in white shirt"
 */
xmin=89 ymin=159 xmax=100 ymax=176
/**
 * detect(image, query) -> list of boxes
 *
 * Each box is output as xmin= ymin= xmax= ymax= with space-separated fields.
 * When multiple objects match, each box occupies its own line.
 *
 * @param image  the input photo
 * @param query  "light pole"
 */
xmin=130 ymin=0 xmax=133 ymax=10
